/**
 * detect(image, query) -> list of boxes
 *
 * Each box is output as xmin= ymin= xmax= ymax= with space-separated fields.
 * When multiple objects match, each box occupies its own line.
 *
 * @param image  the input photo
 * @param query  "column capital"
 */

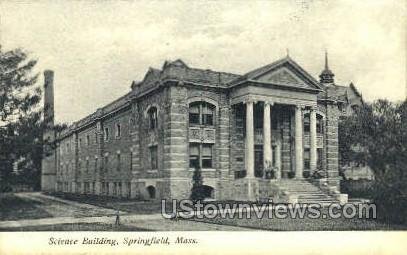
xmin=295 ymin=104 xmax=306 ymax=110
xmin=243 ymin=98 xmax=256 ymax=105
xmin=264 ymin=100 xmax=274 ymax=106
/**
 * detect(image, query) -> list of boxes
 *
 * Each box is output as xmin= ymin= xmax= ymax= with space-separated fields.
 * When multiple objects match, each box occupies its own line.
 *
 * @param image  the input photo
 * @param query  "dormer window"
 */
xmin=148 ymin=107 xmax=158 ymax=129
xmin=189 ymin=101 xmax=215 ymax=126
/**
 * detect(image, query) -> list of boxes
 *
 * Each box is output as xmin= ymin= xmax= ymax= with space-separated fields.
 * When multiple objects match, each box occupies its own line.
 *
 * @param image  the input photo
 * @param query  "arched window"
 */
xmin=189 ymin=101 xmax=215 ymax=126
xmin=148 ymin=107 xmax=158 ymax=129
xmin=146 ymin=186 xmax=156 ymax=199
xmin=202 ymin=185 xmax=215 ymax=199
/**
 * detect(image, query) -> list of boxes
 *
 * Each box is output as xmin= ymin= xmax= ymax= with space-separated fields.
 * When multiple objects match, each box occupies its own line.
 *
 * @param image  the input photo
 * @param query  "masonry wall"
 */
xmin=131 ymin=87 xmax=169 ymax=200
xmin=324 ymin=103 xmax=341 ymax=188
xmin=99 ymin=108 xmax=133 ymax=197
xmin=76 ymin=124 xmax=98 ymax=194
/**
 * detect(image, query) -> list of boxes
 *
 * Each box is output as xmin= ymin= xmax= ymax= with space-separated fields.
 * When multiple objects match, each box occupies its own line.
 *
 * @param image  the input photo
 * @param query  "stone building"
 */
xmin=41 ymin=54 xmax=363 ymax=203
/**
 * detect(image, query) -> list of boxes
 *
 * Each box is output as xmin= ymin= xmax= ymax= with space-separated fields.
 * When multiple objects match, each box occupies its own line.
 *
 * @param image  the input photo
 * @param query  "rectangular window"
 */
xmin=86 ymin=159 xmax=89 ymax=172
xmin=127 ymin=182 xmax=131 ymax=198
xmin=101 ymin=182 xmax=105 ymax=194
xmin=92 ymin=182 xmax=95 ymax=194
xmin=104 ymin=156 xmax=109 ymax=171
xmin=104 ymin=127 xmax=109 ymax=141
xmin=189 ymin=105 xmax=200 ymax=125
xmin=94 ymin=157 xmax=98 ymax=172
xmin=95 ymin=132 xmax=98 ymax=144
xmin=150 ymin=146 xmax=158 ymax=170
xmin=202 ymin=144 xmax=213 ymax=168
xmin=118 ymin=182 xmax=122 ymax=197
xmin=317 ymin=116 xmax=324 ymax=134
xmin=304 ymin=114 xmax=310 ymax=133
xmin=78 ymin=138 xmax=82 ymax=149
xmin=86 ymin=135 xmax=90 ymax=146
xmin=116 ymin=123 xmax=121 ymax=137
xmin=189 ymin=143 xmax=200 ymax=168
xmin=304 ymin=148 xmax=310 ymax=170
xmin=117 ymin=153 xmax=121 ymax=171
xmin=113 ymin=182 xmax=117 ymax=196
xmin=202 ymin=104 xmax=213 ymax=126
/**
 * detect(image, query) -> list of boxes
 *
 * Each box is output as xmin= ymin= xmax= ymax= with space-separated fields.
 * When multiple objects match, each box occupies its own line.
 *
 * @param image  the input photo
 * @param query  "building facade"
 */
xmin=41 ymin=54 xmax=363 ymax=202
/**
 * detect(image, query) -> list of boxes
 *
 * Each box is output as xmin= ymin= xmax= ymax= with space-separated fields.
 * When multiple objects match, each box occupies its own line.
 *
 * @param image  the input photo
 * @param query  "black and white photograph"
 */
xmin=0 ymin=0 xmax=406 ymax=254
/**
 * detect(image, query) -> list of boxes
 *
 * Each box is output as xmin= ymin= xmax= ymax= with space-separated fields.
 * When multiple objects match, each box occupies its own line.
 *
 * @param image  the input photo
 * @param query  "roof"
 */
xmin=56 ymin=57 xmax=361 ymax=139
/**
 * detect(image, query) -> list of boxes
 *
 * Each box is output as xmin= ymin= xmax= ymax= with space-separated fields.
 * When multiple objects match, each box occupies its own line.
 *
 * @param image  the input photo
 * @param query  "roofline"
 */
xmin=240 ymin=79 xmax=323 ymax=94
xmin=228 ymin=56 xmax=322 ymax=90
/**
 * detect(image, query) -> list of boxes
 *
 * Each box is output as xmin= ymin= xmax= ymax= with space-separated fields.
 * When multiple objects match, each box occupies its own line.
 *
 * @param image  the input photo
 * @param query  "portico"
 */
xmin=240 ymin=99 xmax=318 ymax=180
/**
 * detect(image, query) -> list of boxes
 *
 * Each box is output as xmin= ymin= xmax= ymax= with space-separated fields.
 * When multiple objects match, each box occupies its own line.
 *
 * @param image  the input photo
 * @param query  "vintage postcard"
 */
xmin=0 ymin=0 xmax=406 ymax=254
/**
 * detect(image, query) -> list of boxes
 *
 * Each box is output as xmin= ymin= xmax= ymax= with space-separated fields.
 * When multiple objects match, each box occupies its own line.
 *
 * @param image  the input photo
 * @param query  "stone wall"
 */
xmin=325 ymin=103 xmax=341 ymax=188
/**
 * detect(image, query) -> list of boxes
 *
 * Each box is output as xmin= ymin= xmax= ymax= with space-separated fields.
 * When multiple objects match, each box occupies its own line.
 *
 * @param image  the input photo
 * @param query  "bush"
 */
xmin=190 ymin=166 xmax=205 ymax=202
xmin=340 ymin=179 xmax=374 ymax=199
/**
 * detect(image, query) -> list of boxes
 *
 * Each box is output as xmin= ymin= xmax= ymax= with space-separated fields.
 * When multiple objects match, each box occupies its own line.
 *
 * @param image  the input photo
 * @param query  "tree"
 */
xmin=190 ymin=165 xmax=205 ymax=202
xmin=339 ymin=99 xmax=407 ymax=224
xmin=0 ymin=47 xmax=42 ymax=191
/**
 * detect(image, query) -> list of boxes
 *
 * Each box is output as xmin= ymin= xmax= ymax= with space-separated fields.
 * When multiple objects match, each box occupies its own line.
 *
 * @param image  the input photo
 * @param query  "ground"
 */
xmin=0 ymin=192 xmax=406 ymax=231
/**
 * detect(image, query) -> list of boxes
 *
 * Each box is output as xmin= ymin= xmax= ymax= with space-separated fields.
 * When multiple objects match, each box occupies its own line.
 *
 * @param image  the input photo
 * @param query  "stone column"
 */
xmin=310 ymin=107 xmax=317 ymax=173
xmin=245 ymin=100 xmax=255 ymax=178
xmin=263 ymin=101 xmax=272 ymax=175
xmin=295 ymin=105 xmax=304 ymax=178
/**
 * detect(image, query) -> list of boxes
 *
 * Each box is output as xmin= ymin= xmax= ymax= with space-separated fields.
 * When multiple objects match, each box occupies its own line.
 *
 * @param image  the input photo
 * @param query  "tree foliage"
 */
xmin=339 ymin=99 xmax=407 ymax=223
xmin=0 ymin=47 xmax=43 ymax=191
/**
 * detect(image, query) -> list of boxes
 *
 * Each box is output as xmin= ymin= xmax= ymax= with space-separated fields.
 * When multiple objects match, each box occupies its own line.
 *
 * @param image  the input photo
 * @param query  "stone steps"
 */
xmin=274 ymin=179 xmax=338 ymax=204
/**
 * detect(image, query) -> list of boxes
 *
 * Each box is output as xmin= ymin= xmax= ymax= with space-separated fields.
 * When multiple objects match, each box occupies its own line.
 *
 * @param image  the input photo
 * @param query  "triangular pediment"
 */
xmin=233 ymin=57 xmax=322 ymax=91
xmin=255 ymin=67 xmax=308 ymax=87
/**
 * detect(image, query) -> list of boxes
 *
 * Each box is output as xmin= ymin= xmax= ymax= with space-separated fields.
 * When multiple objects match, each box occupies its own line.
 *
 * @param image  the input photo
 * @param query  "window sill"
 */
xmin=147 ymin=170 xmax=158 ymax=173
xmin=189 ymin=124 xmax=215 ymax=128
xmin=189 ymin=168 xmax=216 ymax=172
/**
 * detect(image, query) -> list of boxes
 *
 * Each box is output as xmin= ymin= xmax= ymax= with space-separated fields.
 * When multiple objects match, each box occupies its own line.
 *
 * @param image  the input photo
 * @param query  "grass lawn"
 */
xmin=0 ymin=193 xmax=52 ymax=221
xmin=190 ymin=209 xmax=407 ymax=231
xmin=0 ymin=222 xmax=150 ymax=231
xmin=48 ymin=192 xmax=163 ymax=214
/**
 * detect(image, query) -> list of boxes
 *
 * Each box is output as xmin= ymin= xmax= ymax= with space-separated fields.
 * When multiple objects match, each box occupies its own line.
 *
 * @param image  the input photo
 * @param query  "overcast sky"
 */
xmin=1 ymin=0 xmax=405 ymax=124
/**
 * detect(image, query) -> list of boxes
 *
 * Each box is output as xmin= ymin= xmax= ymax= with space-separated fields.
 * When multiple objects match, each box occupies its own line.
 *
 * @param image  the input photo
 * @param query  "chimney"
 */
xmin=44 ymin=70 xmax=54 ymax=128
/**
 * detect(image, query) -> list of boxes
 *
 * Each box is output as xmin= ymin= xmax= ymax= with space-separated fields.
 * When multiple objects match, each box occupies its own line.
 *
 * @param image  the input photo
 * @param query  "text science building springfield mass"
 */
xmin=41 ymin=53 xmax=363 ymax=203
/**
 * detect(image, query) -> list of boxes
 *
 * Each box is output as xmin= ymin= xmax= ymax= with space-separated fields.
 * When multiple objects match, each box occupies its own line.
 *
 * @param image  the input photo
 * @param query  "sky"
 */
xmin=1 ymin=0 xmax=406 ymax=124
